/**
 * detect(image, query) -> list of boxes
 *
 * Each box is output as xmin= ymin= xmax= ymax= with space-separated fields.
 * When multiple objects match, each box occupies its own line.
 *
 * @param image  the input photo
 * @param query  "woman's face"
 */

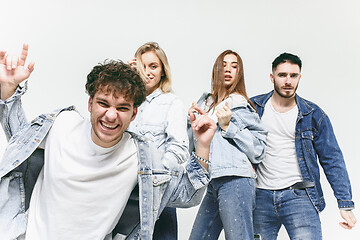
xmin=223 ymin=54 xmax=238 ymax=88
xmin=140 ymin=51 xmax=164 ymax=95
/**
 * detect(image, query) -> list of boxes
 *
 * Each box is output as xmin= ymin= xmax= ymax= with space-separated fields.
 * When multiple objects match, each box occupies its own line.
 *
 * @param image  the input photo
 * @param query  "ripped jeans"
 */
xmin=189 ymin=176 xmax=255 ymax=240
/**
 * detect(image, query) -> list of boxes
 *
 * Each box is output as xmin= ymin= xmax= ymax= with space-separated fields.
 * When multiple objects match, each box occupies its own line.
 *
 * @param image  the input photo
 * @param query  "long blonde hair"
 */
xmin=134 ymin=42 xmax=172 ymax=93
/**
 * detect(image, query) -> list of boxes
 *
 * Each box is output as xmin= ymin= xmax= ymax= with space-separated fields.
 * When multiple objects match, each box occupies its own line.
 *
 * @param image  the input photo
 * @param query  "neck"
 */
xmin=270 ymin=91 xmax=296 ymax=113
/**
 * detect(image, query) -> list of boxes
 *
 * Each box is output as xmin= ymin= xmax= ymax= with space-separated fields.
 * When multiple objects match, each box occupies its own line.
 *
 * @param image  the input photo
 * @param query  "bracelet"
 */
xmin=192 ymin=152 xmax=210 ymax=164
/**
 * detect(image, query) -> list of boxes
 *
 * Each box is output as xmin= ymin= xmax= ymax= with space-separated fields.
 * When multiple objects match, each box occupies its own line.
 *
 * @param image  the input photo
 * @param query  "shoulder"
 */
xmin=250 ymin=91 xmax=272 ymax=105
xmin=296 ymin=95 xmax=325 ymax=117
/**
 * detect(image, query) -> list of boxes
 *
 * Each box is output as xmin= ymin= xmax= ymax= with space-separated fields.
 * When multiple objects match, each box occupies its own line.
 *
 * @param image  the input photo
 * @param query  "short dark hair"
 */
xmin=85 ymin=60 xmax=146 ymax=108
xmin=272 ymin=53 xmax=302 ymax=71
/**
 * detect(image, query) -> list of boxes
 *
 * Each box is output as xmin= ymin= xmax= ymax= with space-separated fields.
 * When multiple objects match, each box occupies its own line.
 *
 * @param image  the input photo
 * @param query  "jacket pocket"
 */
xmin=139 ymin=125 xmax=166 ymax=148
xmin=152 ymin=173 xmax=171 ymax=212
xmin=11 ymin=115 xmax=45 ymax=145
xmin=301 ymin=130 xmax=315 ymax=154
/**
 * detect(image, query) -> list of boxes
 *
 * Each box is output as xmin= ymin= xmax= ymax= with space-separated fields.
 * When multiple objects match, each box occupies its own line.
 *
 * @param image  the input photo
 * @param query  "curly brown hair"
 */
xmin=85 ymin=60 xmax=146 ymax=107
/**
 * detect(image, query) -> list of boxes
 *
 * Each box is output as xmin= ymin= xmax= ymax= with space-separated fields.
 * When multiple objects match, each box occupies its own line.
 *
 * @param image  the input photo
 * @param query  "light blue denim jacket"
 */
xmin=188 ymin=93 xmax=267 ymax=179
xmin=0 ymin=86 xmax=209 ymax=240
xmin=128 ymin=88 xmax=189 ymax=167
xmin=251 ymin=91 xmax=354 ymax=212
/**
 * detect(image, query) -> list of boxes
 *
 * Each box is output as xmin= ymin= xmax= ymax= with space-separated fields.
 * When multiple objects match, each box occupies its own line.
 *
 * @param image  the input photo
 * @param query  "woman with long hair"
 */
xmin=188 ymin=50 xmax=267 ymax=240
xmin=127 ymin=42 xmax=189 ymax=240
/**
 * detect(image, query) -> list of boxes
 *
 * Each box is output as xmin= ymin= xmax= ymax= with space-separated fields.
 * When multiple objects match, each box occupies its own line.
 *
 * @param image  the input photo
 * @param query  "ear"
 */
xmin=130 ymin=107 xmax=138 ymax=122
xmin=270 ymin=73 xmax=274 ymax=83
xmin=88 ymin=97 xmax=93 ymax=113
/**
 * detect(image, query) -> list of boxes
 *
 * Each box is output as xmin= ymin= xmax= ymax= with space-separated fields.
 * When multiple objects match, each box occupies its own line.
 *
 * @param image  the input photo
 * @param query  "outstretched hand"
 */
xmin=0 ymin=43 xmax=35 ymax=100
xmin=339 ymin=210 xmax=356 ymax=229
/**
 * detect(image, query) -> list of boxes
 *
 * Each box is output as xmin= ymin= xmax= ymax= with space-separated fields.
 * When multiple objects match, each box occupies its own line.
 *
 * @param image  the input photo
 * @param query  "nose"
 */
xmin=105 ymin=107 xmax=117 ymax=122
xmin=145 ymin=66 xmax=151 ymax=76
xmin=224 ymin=64 xmax=231 ymax=72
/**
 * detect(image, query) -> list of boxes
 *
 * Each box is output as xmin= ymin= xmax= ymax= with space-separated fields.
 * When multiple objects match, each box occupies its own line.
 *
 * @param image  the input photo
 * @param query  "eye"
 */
xmin=117 ymin=107 xmax=130 ymax=112
xmin=290 ymin=73 xmax=299 ymax=78
xmin=98 ymin=101 xmax=109 ymax=107
xmin=150 ymin=64 xmax=158 ymax=69
xmin=278 ymin=73 xmax=287 ymax=77
xmin=231 ymin=64 xmax=238 ymax=69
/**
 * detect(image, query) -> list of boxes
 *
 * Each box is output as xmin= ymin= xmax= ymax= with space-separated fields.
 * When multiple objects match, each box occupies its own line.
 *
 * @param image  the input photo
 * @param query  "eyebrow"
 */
xmin=95 ymin=97 xmax=132 ymax=107
xmin=223 ymin=61 xmax=238 ymax=64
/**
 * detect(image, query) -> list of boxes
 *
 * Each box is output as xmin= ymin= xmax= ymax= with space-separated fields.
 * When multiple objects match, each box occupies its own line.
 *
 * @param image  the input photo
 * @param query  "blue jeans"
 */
xmin=153 ymin=207 xmax=177 ymax=240
xmin=189 ymin=176 xmax=255 ymax=240
xmin=253 ymin=188 xmax=322 ymax=240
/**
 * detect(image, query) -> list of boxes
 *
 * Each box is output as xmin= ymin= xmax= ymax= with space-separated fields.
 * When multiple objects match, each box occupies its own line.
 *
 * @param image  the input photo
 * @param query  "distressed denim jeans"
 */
xmin=189 ymin=176 xmax=255 ymax=240
xmin=253 ymin=188 xmax=322 ymax=240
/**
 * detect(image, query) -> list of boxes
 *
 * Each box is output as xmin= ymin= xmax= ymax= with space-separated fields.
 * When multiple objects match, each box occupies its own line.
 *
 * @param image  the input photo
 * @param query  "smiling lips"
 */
xmin=100 ymin=120 xmax=119 ymax=130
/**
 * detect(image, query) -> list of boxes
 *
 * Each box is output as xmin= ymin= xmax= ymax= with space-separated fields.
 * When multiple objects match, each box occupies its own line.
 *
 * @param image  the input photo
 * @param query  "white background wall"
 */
xmin=1 ymin=0 xmax=359 ymax=239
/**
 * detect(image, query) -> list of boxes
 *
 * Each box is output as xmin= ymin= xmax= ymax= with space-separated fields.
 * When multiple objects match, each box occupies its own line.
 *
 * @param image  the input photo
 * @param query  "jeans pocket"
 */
xmin=292 ymin=188 xmax=308 ymax=198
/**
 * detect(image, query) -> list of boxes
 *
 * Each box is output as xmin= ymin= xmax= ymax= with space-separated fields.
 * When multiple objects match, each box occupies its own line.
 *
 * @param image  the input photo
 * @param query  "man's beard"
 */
xmin=274 ymin=80 xmax=298 ymax=99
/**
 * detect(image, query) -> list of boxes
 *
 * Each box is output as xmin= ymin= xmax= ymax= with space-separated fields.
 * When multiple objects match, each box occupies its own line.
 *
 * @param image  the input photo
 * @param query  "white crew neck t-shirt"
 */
xmin=25 ymin=111 xmax=138 ymax=240
xmin=256 ymin=100 xmax=303 ymax=190
xmin=204 ymin=93 xmax=248 ymax=122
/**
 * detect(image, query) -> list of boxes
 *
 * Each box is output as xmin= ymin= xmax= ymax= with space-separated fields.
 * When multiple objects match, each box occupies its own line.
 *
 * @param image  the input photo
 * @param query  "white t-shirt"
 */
xmin=256 ymin=100 xmax=303 ymax=190
xmin=25 ymin=111 xmax=138 ymax=240
xmin=204 ymin=93 xmax=247 ymax=122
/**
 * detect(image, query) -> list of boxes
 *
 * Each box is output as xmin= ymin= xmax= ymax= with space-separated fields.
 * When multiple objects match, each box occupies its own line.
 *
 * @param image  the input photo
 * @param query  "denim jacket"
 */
xmin=188 ymin=93 xmax=267 ymax=179
xmin=251 ymin=91 xmax=354 ymax=212
xmin=128 ymin=88 xmax=189 ymax=167
xmin=0 ymin=87 xmax=209 ymax=240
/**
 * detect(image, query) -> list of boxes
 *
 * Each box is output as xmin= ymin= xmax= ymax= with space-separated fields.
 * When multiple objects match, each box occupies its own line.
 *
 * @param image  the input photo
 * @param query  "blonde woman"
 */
xmin=127 ymin=42 xmax=188 ymax=240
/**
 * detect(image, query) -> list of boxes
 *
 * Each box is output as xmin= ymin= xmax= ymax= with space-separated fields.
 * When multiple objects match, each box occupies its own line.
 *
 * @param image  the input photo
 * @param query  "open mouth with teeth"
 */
xmin=100 ymin=121 xmax=119 ymax=130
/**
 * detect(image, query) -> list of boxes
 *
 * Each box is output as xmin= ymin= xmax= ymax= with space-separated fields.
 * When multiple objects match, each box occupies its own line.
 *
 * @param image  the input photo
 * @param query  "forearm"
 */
xmin=222 ymin=120 xmax=267 ymax=164
xmin=0 ymin=84 xmax=28 ymax=140
xmin=0 ymin=82 xmax=19 ymax=101
xmin=167 ymin=155 xmax=209 ymax=208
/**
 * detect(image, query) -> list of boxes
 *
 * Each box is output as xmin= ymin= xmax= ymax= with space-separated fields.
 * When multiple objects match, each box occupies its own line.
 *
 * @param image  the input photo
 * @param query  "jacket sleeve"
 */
xmin=220 ymin=105 xmax=267 ymax=164
xmin=313 ymin=113 xmax=354 ymax=209
xmin=0 ymin=84 xmax=28 ymax=141
xmin=166 ymin=153 xmax=209 ymax=208
xmin=162 ymin=98 xmax=190 ymax=165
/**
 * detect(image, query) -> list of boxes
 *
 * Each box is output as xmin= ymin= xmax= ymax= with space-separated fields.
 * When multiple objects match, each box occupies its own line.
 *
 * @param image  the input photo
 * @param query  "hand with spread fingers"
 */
xmin=0 ymin=43 xmax=35 ymax=100
xmin=216 ymin=103 xmax=232 ymax=131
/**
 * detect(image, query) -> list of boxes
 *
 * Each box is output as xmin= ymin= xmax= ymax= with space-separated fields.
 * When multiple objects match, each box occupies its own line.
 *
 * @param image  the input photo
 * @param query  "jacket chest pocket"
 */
xmin=152 ymin=174 xmax=171 ymax=212
xmin=139 ymin=126 xmax=166 ymax=148
xmin=10 ymin=116 xmax=45 ymax=146
xmin=301 ymin=130 xmax=315 ymax=154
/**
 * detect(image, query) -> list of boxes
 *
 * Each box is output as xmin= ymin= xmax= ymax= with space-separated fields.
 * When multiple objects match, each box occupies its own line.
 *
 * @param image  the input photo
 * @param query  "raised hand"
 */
xmin=189 ymin=105 xmax=216 ymax=170
xmin=0 ymin=44 xmax=35 ymax=100
xmin=216 ymin=103 xmax=232 ymax=131
xmin=127 ymin=58 xmax=137 ymax=68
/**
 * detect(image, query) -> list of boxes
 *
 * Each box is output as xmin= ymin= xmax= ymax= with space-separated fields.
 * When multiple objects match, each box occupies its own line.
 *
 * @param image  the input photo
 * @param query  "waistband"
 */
xmin=278 ymin=181 xmax=315 ymax=191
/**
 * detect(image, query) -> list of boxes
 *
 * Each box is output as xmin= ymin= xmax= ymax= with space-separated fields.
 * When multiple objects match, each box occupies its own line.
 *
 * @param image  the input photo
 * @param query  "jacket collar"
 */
xmin=145 ymin=88 xmax=162 ymax=103
xmin=253 ymin=90 xmax=314 ymax=116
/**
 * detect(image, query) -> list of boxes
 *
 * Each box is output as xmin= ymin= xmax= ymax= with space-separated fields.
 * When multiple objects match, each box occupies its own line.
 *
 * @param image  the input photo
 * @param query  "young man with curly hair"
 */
xmin=0 ymin=44 xmax=216 ymax=240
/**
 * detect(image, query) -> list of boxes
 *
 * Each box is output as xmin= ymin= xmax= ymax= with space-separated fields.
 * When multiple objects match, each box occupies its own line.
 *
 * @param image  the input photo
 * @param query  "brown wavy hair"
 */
xmin=209 ymin=50 xmax=255 ymax=111
xmin=85 ymin=60 xmax=146 ymax=107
